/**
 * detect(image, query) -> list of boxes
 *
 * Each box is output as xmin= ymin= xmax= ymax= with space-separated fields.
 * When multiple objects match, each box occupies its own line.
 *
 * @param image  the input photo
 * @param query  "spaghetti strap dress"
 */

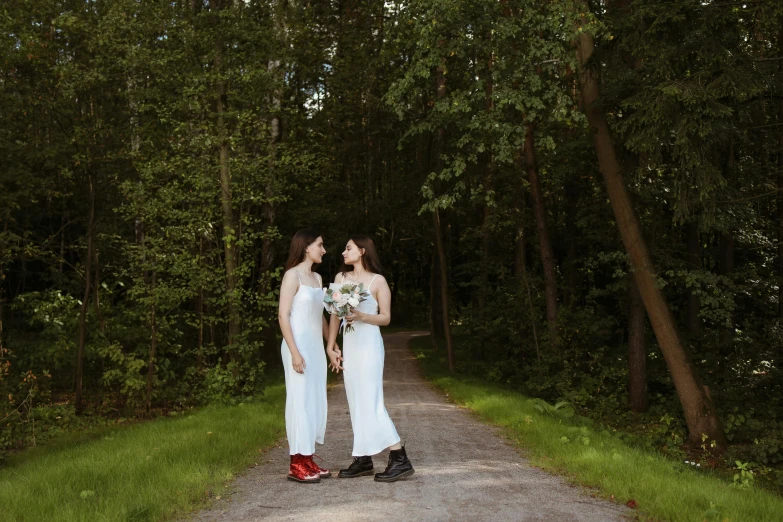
xmin=341 ymin=274 xmax=401 ymax=456
xmin=281 ymin=270 xmax=327 ymax=455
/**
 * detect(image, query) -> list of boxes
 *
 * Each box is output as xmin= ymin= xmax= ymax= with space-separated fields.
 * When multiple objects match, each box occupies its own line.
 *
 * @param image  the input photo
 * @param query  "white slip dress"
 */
xmin=281 ymin=270 xmax=327 ymax=456
xmin=341 ymin=274 xmax=401 ymax=456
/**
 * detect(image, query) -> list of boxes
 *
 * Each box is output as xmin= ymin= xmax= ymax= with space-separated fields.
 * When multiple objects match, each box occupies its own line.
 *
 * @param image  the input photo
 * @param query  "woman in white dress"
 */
xmin=326 ymin=234 xmax=415 ymax=482
xmin=279 ymin=229 xmax=332 ymax=483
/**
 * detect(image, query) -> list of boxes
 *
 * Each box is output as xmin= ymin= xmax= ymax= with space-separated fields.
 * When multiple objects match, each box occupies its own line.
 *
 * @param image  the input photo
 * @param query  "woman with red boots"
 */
xmin=278 ymin=229 xmax=332 ymax=483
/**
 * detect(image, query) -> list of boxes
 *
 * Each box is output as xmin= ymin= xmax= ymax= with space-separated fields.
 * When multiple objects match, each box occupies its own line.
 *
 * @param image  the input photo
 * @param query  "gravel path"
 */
xmin=192 ymin=332 xmax=629 ymax=521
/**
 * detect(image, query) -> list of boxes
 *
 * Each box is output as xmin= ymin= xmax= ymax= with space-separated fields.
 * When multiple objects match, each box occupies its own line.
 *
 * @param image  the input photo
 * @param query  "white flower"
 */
xmin=348 ymin=297 xmax=359 ymax=307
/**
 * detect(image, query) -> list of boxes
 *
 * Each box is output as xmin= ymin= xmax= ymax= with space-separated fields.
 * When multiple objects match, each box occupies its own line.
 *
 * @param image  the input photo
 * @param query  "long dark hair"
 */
xmin=284 ymin=228 xmax=322 ymax=270
xmin=340 ymin=234 xmax=383 ymax=275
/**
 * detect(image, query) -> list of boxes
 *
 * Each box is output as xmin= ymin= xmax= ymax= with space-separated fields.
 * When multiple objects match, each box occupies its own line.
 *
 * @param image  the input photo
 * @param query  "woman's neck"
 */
xmin=351 ymin=264 xmax=368 ymax=278
xmin=297 ymin=260 xmax=314 ymax=272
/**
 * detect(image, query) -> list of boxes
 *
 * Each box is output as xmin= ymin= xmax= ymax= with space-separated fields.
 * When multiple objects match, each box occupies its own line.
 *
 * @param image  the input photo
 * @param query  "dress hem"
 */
xmin=352 ymin=436 xmax=401 ymax=457
xmin=288 ymin=439 xmax=324 ymax=456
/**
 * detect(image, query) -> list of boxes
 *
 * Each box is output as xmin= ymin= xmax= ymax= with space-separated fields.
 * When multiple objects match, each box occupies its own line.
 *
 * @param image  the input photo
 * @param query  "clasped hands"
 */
xmin=327 ymin=344 xmax=343 ymax=373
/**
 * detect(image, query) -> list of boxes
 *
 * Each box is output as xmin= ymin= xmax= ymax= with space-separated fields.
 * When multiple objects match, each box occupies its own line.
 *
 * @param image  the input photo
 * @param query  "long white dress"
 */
xmin=281 ymin=271 xmax=327 ymax=456
xmin=342 ymin=274 xmax=401 ymax=456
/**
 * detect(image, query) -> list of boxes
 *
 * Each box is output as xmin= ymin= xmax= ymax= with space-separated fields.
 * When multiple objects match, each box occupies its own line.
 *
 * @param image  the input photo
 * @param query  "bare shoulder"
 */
xmin=333 ymin=272 xmax=345 ymax=283
xmin=374 ymin=274 xmax=389 ymax=287
xmin=282 ymin=270 xmax=299 ymax=286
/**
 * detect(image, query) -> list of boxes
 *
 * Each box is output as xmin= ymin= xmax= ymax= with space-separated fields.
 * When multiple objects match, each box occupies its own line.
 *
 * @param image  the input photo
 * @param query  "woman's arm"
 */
xmin=278 ymin=270 xmax=306 ymax=373
xmin=322 ymin=315 xmax=330 ymax=340
xmin=326 ymin=273 xmax=344 ymax=372
xmin=348 ymin=276 xmax=391 ymax=327
xmin=323 ymin=313 xmax=341 ymax=350
xmin=327 ymin=314 xmax=342 ymax=347
xmin=317 ymin=273 xmax=332 ymax=341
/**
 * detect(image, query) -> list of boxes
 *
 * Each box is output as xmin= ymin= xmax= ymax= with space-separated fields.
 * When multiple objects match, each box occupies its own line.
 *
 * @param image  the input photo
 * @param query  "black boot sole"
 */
xmin=374 ymin=468 xmax=415 ymax=482
xmin=337 ymin=469 xmax=374 ymax=478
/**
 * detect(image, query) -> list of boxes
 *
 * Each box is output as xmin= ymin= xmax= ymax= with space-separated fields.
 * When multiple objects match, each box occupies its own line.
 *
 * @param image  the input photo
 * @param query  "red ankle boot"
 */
xmin=287 ymin=454 xmax=321 ymax=483
xmin=306 ymin=454 xmax=332 ymax=478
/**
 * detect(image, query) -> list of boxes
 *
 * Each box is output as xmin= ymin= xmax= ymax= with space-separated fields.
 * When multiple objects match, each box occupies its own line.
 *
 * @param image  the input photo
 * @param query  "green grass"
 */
xmin=410 ymin=335 xmax=783 ymax=522
xmin=0 ymin=384 xmax=285 ymax=522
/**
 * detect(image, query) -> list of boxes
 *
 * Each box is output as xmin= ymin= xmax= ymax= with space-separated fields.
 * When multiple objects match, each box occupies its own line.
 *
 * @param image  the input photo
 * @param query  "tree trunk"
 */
xmin=146 ymin=272 xmax=157 ymax=414
xmin=778 ymin=31 xmax=783 ymax=321
xmin=0 ymin=276 xmax=4 ymax=362
xmin=417 ymin=130 xmax=441 ymax=351
xmin=575 ymin=22 xmax=726 ymax=447
xmin=261 ymin=45 xmax=283 ymax=294
xmin=564 ymin=179 xmax=580 ymax=305
xmin=515 ymin=184 xmax=527 ymax=279
xmin=515 ymin=203 xmax=541 ymax=364
xmin=515 ymin=229 xmax=526 ymax=279
xmin=198 ymin=237 xmax=205 ymax=370
xmin=686 ymin=222 xmax=701 ymax=337
xmin=59 ymin=209 xmax=66 ymax=274
xmin=524 ymin=124 xmax=558 ymax=346
xmin=92 ymin=249 xmax=105 ymax=335
xmin=75 ymin=174 xmax=95 ymax=415
xmin=720 ymin=231 xmax=735 ymax=277
xmin=479 ymin=195 xmax=491 ymax=310
xmin=479 ymin=44 xmax=494 ymax=311
xmin=433 ymin=55 xmax=455 ymax=372
xmin=433 ymin=210 xmax=454 ymax=372
xmin=0 ymin=220 xmax=5 ymax=359
xmin=513 ymin=155 xmax=540 ymax=361
xmin=779 ymin=125 xmax=783 ymax=322
xmin=212 ymin=8 xmax=241 ymax=350
xmin=628 ymin=276 xmax=648 ymax=413
xmin=429 ymin=250 xmax=440 ymax=350
xmin=720 ymin=230 xmax=735 ymax=333
xmin=366 ymin=105 xmax=375 ymax=211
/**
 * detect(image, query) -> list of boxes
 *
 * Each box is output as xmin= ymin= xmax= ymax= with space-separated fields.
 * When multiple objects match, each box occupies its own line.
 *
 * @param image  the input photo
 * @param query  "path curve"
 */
xmin=192 ymin=332 xmax=628 ymax=521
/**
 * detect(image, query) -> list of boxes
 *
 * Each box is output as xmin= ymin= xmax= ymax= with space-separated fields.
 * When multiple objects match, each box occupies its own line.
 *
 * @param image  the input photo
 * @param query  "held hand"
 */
xmin=291 ymin=352 xmax=306 ymax=374
xmin=327 ymin=345 xmax=343 ymax=373
xmin=346 ymin=310 xmax=365 ymax=324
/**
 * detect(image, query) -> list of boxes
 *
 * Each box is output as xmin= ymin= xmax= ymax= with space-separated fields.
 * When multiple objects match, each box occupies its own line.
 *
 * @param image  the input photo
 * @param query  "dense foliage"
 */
xmin=1 ymin=0 xmax=782 ymax=490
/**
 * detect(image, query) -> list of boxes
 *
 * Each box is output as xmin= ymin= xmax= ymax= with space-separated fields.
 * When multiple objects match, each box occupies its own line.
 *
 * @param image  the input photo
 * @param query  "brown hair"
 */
xmin=284 ymin=228 xmax=322 ymax=270
xmin=340 ymin=234 xmax=383 ymax=276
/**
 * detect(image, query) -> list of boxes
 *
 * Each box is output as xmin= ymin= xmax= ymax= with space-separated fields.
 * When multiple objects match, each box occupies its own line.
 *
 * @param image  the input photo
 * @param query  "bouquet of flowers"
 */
xmin=323 ymin=281 xmax=371 ymax=333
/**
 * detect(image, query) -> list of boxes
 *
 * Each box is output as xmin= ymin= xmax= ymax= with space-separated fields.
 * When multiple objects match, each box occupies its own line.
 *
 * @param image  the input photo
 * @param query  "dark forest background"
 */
xmin=2 ymin=0 xmax=782 ymax=489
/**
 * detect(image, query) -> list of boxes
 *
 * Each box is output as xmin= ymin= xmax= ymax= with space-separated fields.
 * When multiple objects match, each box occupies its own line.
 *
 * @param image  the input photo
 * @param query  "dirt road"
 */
xmin=192 ymin=332 xmax=628 ymax=521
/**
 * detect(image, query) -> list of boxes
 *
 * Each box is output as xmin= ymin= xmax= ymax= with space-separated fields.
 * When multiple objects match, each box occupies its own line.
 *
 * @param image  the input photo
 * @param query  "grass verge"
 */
xmin=410 ymin=335 xmax=783 ymax=522
xmin=0 ymin=384 xmax=285 ymax=522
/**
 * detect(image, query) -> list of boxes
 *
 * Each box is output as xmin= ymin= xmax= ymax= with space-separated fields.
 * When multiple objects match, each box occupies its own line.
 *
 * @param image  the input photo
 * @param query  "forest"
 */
xmin=1 ymin=0 xmax=782 ymax=493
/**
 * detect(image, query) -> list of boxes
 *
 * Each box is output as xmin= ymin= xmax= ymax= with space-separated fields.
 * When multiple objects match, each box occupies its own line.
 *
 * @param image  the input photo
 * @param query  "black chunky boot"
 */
xmin=374 ymin=446 xmax=415 ymax=482
xmin=337 ymin=456 xmax=374 ymax=478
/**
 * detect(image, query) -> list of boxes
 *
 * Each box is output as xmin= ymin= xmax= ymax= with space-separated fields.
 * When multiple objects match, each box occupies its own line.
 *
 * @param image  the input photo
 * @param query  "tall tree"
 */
xmin=524 ymin=124 xmax=558 ymax=346
xmin=210 ymin=0 xmax=241 ymax=351
xmin=628 ymin=276 xmax=647 ymax=413
xmin=432 ymin=56 xmax=455 ymax=373
xmin=573 ymin=9 xmax=725 ymax=446
xmin=74 ymin=174 xmax=95 ymax=415
xmin=778 ymin=25 xmax=783 ymax=322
